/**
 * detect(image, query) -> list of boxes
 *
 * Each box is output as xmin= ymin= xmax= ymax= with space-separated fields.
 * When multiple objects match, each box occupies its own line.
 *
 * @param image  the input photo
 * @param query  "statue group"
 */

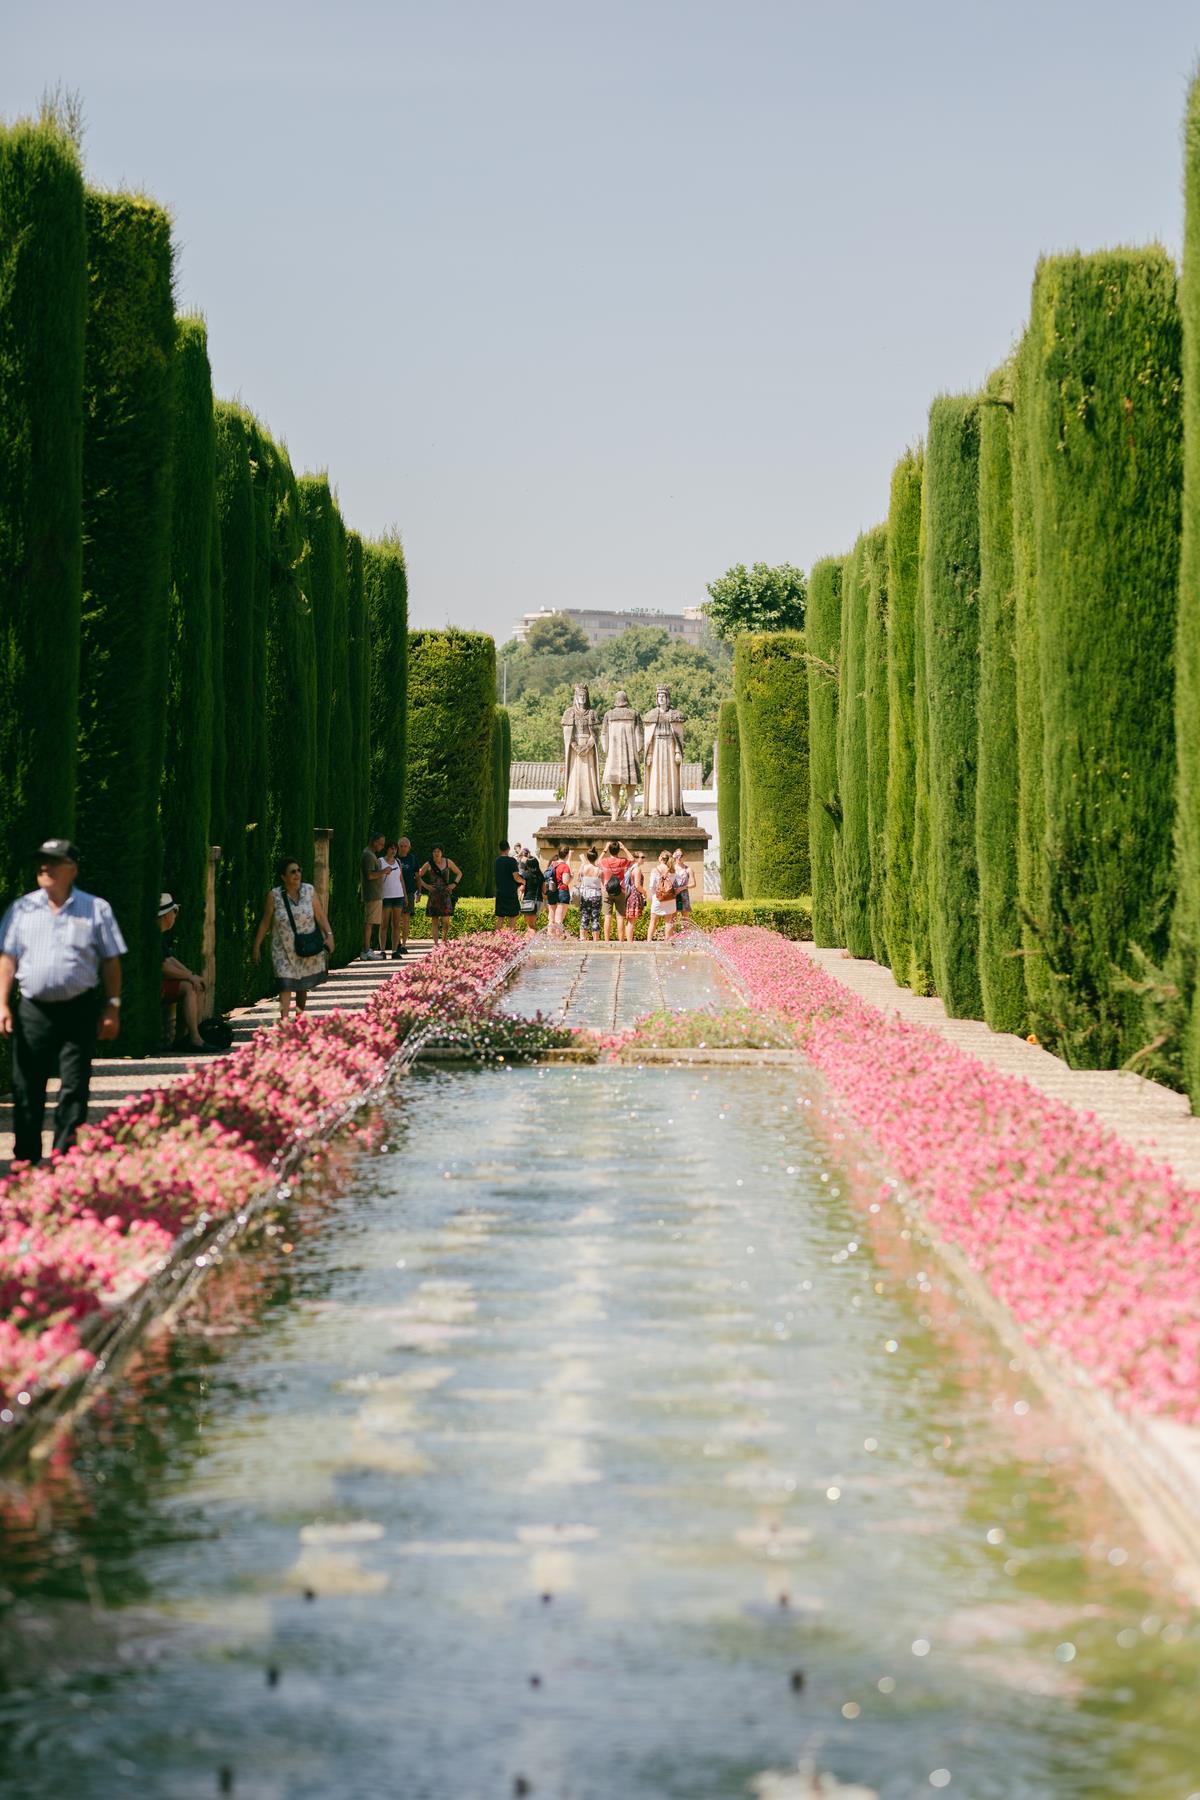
xmin=560 ymin=683 xmax=687 ymax=821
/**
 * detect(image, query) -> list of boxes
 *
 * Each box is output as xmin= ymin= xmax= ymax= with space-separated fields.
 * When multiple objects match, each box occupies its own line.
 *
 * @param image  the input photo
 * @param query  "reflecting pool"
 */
xmin=1 ymin=966 xmax=1198 ymax=1797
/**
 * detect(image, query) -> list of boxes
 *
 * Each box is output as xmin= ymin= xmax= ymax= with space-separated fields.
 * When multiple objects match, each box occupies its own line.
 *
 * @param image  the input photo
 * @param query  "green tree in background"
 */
xmin=883 ymin=448 xmax=923 ymax=984
xmin=704 ymin=562 xmax=807 ymax=640
xmin=161 ymin=316 xmax=216 ymax=974
xmin=364 ymin=534 xmax=408 ymax=838
xmin=212 ymin=404 xmax=258 ymax=1013
xmin=924 ymin=392 xmax=983 ymax=1019
xmin=836 ymin=538 xmax=872 ymax=956
xmin=976 ymin=365 xmax=1026 ymax=1034
xmin=1176 ymin=73 xmax=1200 ymax=1107
xmin=523 ymin=612 xmax=591 ymax=657
xmin=76 ymin=192 xmax=175 ymax=1053
xmin=717 ymin=698 xmax=741 ymax=898
xmin=0 ymin=115 xmax=85 ymax=905
xmin=734 ymin=632 xmax=810 ymax=899
xmin=263 ymin=432 xmax=316 ymax=871
xmin=805 ymin=556 xmax=842 ymax=947
xmin=407 ymin=630 xmax=496 ymax=894
xmin=864 ymin=527 xmax=890 ymax=965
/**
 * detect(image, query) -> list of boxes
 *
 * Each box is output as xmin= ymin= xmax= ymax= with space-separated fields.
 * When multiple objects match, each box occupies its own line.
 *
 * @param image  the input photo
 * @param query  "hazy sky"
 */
xmin=6 ymin=1 xmax=1199 ymax=638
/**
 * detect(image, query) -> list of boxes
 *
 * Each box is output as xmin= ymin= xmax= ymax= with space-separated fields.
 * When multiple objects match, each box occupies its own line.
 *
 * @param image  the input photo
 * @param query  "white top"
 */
xmin=381 ymin=857 xmax=406 ymax=900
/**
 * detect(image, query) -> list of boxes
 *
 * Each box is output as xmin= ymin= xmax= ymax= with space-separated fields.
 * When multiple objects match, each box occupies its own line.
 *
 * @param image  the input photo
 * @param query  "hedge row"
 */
xmin=1180 ymin=82 xmax=1200 ymax=1101
xmin=733 ymin=632 xmax=810 ymax=900
xmin=0 ymin=118 xmax=434 ymax=1051
xmin=804 ymin=558 xmax=840 ymax=943
xmin=428 ymin=896 xmax=812 ymax=942
xmin=882 ymin=448 xmax=922 ymax=984
xmin=716 ymin=698 xmax=742 ymax=899
xmin=407 ymin=631 xmax=497 ymax=898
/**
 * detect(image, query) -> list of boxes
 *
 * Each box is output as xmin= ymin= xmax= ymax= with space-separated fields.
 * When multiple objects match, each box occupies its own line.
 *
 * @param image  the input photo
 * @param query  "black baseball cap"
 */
xmin=34 ymin=838 xmax=80 ymax=863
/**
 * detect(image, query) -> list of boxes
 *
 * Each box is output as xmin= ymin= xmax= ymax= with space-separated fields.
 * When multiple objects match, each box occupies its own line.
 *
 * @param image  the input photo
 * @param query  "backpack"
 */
xmin=605 ymin=874 xmax=622 ymax=896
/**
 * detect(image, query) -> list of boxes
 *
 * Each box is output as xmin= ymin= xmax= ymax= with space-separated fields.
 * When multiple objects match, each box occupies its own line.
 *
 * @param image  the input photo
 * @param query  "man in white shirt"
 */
xmin=0 ymin=839 xmax=126 ymax=1163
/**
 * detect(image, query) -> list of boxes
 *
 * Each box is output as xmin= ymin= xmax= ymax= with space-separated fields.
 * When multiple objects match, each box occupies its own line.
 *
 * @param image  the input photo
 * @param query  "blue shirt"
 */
xmin=0 ymin=887 xmax=127 ymax=1002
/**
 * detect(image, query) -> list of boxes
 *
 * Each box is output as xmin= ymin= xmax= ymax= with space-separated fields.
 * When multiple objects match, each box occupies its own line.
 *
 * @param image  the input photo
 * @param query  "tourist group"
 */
xmin=493 ymin=840 xmax=696 ymax=943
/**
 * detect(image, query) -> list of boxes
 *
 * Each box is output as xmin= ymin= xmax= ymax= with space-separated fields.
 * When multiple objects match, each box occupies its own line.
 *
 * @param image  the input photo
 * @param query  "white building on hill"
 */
xmin=512 ymin=606 xmax=708 ymax=648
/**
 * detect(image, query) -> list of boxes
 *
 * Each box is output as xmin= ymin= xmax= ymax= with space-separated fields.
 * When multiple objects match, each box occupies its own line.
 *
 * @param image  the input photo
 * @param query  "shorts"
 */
xmin=363 ymin=898 xmax=383 ymax=925
xmin=160 ymin=976 xmax=184 ymax=1003
xmin=383 ymin=896 xmax=405 ymax=910
xmin=495 ymin=905 xmax=521 ymax=920
xmin=602 ymin=891 xmax=626 ymax=918
xmin=579 ymin=896 xmax=602 ymax=933
xmin=675 ymin=892 xmax=691 ymax=913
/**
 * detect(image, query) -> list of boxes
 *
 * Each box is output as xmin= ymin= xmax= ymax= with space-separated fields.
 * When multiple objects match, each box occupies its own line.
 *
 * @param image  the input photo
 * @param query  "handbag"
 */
xmin=281 ymin=885 xmax=325 ymax=958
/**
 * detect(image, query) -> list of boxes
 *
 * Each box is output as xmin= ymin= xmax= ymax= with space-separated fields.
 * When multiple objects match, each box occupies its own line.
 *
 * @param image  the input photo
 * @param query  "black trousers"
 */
xmin=13 ymin=990 xmax=100 ymax=1163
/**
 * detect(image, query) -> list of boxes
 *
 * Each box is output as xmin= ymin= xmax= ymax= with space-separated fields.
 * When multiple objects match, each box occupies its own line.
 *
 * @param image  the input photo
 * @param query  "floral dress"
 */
xmin=270 ymin=882 xmax=328 ymax=991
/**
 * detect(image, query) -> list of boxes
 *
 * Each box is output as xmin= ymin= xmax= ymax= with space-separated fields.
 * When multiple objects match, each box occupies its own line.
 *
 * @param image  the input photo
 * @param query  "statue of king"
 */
xmin=560 ymin=682 xmax=603 ymax=817
xmin=641 ymin=683 xmax=687 ymax=817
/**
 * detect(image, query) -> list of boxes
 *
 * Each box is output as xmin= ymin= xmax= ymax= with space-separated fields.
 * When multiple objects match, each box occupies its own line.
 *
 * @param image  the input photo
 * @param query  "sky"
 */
xmin=5 ymin=0 xmax=1199 ymax=639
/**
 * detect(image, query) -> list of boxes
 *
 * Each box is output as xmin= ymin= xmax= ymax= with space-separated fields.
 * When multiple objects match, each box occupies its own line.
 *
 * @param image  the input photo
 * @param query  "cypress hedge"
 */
xmin=161 ymin=317 xmax=215 ymax=973
xmin=245 ymin=418 xmax=273 ymax=985
xmin=883 ymin=448 xmax=923 ymax=984
xmin=734 ymin=632 xmax=810 ymax=900
xmin=716 ymin=697 xmax=742 ymax=899
xmin=300 ymin=477 xmax=356 ymax=954
xmin=976 ymin=364 xmax=1026 ymax=1034
xmin=300 ymin=475 xmax=340 ymax=829
xmin=909 ymin=475 xmax=934 ymax=995
xmin=863 ymin=525 xmax=890 ymax=964
xmin=804 ymin=557 xmax=841 ymax=943
xmin=406 ymin=630 xmax=496 ymax=895
xmin=364 ymin=534 xmax=408 ymax=837
xmin=263 ymin=432 xmax=316 ymax=871
xmin=923 ymin=392 xmax=983 ymax=1019
xmin=491 ymin=706 xmax=511 ymax=860
xmin=0 ymin=118 xmax=85 ymax=905
xmin=1029 ymin=249 xmax=1182 ymax=1067
xmin=211 ymin=404 xmax=257 ymax=1012
xmin=76 ymin=193 xmax=175 ymax=1053
xmin=1179 ymin=76 xmax=1200 ymax=1106
xmin=346 ymin=528 xmax=369 ymax=860
xmin=836 ymin=539 xmax=871 ymax=955
xmin=1012 ymin=314 xmax=1051 ymax=1031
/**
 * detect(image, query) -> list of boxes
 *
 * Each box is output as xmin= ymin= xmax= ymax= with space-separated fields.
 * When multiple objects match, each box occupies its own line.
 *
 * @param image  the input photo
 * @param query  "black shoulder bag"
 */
xmin=281 ymin=885 xmax=325 ymax=958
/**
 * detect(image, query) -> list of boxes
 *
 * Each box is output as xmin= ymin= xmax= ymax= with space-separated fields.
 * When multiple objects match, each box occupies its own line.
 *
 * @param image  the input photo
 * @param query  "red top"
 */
xmin=553 ymin=860 xmax=572 ymax=885
xmin=599 ymin=855 xmax=631 ymax=885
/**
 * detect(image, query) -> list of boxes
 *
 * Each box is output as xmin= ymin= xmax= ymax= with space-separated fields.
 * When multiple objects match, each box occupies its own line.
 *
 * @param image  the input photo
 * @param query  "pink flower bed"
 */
xmin=0 ymin=936 xmax=522 ymax=1415
xmin=712 ymin=928 xmax=1200 ymax=1423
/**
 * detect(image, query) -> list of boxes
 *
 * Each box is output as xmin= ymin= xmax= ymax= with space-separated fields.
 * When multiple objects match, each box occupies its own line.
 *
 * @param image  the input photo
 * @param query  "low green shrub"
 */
xmin=430 ymin=896 xmax=812 ymax=941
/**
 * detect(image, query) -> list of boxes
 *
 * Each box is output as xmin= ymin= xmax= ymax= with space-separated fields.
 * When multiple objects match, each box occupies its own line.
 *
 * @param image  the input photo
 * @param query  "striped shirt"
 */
xmin=0 ymin=887 xmax=127 ymax=1002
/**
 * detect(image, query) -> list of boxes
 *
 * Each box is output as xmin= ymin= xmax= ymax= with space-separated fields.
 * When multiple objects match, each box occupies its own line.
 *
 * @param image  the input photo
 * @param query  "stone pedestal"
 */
xmin=535 ymin=814 xmax=710 ymax=888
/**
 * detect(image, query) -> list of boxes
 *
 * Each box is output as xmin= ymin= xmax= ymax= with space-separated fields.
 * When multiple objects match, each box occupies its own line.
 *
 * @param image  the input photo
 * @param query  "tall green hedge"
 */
xmin=406 ymin=630 xmax=496 ymax=895
xmin=1178 ymin=76 xmax=1200 ymax=1106
xmin=909 ymin=476 xmax=934 ymax=995
xmin=491 ymin=705 xmax=511 ymax=860
xmin=212 ymin=404 xmax=257 ymax=1012
xmin=923 ymin=393 xmax=983 ymax=1019
xmin=1012 ymin=314 xmax=1050 ymax=1031
xmin=976 ymin=365 xmax=1026 ymax=1034
xmin=161 ymin=317 xmax=215 ymax=973
xmin=805 ymin=557 xmax=841 ymax=943
xmin=346 ymin=528 xmax=369 ymax=863
xmin=1029 ymin=249 xmax=1182 ymax=1067
xmin=883 ymin=448 xmax=923 ymax=984
xmin=0 ymin=118 xmax=85 ymax=906
xmin=300 ymin=477 xmax=355 ymax=954
xmin=76 ymin=193 xmax=175 ymax=1053
xmin=263 ymin=433 xmax=315 ymax=872
xmin=300 ymin=475 xmax=340 ymax=830
xmin=734 ymin=632 xmax=810 ymax=899
xmin=716 ymin=697 xmax=742 ymax=899
xmin=836 ymin=539 xmax=871 ymax=955
xmin=364 ymin=534 xmax=408 ymax=838
xmin=863 ymin=525 xmax=890 ymax=964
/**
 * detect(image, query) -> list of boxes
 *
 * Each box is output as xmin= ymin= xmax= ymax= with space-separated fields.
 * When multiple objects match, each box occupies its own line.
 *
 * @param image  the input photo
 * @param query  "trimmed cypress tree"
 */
xmin=491 ymin=706 xmax=511 ymax=861
xmin=976 ymin=364 xmax=1026 ymax=1034
xmin=734 ymin=632 xmax=810 ymax=899
xmin=300 ymin=475 xmax=339 ymax=828
xmin=406 ymin=630 xmax=496 ymax=895
xmin=836 ymin=539 xmax=871 ymax=955
xmin=909 ymin=475 xmax=934 ymax=995
xmin=161 ymin=317 xmax=215 ymax=973
xmin=245 ymin=418 xmax=273 ymax=984
xmin=863 ymin=525 xmax=890 ymax=964
xmin=300 ymin=477 xmax=356 ymax=955
xmin=346 ymin=528 xmax=369 ymax=858
xmin=924 ymin=392 xmax=983 ymax=1018
xmin=805 ymin=557 xmax=841 ymax=943
xmin=1029 ymin=248 xmax=1182 ymax=1067
xmin=0 ymin=118 xmax=85 ymax=904
xmin=76 ymin=193 xmax=175 ymax=1052
xmin=211 ymin=404 xmax=258 ymax=1012
xmin=364 ymin=534 xmax=408 ymax=837
xmin=263 ymin=432 xmax=316 ymax=870
xmin=716 ymin=697 xmax=742 ymax=899
xmin=883 ymin=449 xmax=923 ymax=984
xmin=1012 ymin=313 xmax=1051 ymax=1030
xmin=1178 ymin=76 xmax=1200 ymax=1107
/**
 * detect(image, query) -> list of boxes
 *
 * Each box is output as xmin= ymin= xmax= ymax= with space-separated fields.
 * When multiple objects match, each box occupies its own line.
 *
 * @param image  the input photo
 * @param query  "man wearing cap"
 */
xmin=158 ymin=893 xmax=218 ymax=1053
xmin=0 ymin=840 xmax=126 ymax=1163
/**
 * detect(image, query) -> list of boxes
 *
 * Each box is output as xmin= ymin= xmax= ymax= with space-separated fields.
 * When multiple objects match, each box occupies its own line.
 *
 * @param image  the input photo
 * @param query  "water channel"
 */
xmin=1 ymin=949 xmax=1198 ymax=1798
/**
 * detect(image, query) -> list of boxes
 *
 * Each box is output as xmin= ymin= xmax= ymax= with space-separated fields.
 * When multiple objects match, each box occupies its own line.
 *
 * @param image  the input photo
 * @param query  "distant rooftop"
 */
xmin=511 ymin=605 xmax=708 ymax=647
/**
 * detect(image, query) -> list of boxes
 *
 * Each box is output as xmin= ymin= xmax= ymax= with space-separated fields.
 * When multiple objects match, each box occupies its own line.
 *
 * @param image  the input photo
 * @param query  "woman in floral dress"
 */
xmin=418 ymin=846 xmax=462 ymax=946
xmin=252 ymin=855 xmax=334 ymax=1021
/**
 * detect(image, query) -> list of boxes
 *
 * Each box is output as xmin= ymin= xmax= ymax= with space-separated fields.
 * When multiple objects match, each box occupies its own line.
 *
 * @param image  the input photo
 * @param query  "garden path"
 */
xmin=0 ymin=949 xmax=434 ymax=1169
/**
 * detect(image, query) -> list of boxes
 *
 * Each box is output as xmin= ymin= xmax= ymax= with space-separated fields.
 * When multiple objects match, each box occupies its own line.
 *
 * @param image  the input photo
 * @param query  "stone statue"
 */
xmin=642 ymin=683 xmax=686 ymax=816
xmin=601 ymin=689 xmax=643 ymax=821
xmin=561 ymin=682 xmax=603 ymax=816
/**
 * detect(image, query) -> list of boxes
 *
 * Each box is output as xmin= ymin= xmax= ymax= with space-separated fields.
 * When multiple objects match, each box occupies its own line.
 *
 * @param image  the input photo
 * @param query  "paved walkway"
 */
xmin=800 ymin=943 xmax=1200 ymax=1190
xmin=0 ymin=949 xmax=434 ymax=1169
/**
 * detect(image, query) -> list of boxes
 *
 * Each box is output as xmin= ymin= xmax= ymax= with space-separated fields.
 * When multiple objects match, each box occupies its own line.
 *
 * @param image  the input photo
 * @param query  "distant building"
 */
xmin=511 ymin=605 xmax=709 ymax=648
